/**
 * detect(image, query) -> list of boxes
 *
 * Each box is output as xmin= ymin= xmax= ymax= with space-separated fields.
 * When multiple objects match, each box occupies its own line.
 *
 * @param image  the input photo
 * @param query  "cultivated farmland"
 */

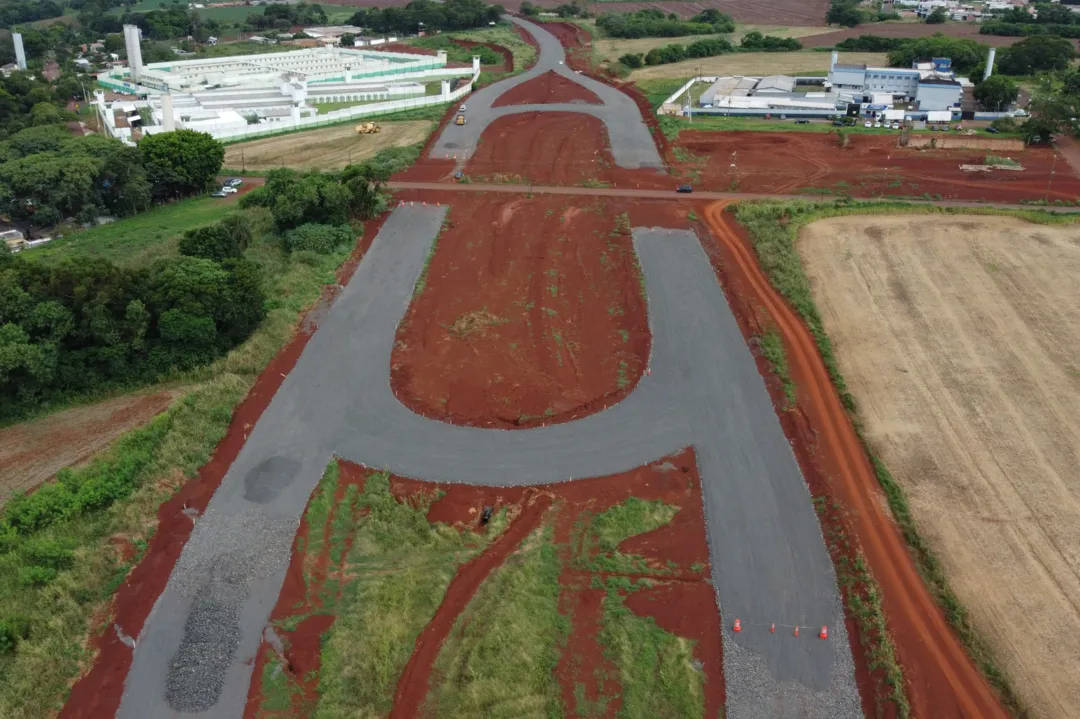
xmin=223 ymin=120 xmax=433 ymax=171
xmin=798 ymin=214 xmax=1080 ymax=719
xmin=630 ymin=50 xmax=887 ymax=80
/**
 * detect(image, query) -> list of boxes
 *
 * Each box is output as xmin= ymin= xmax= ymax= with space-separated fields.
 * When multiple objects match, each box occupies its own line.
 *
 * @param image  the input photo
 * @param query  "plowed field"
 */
xmin=244 ymin=452 xmax=724 ymax=717
xmin=390 ymin=193 xmax=692 ymax=429
xmin=0 ymin=390 xmax=180 ymax=506
xmin=675 ymin=130 xmax=1080 ymax=202
xmin=222 ymin=120 xmax=432 ymax=171
xmin=797 ymin=215 xmax=1080 ymax=719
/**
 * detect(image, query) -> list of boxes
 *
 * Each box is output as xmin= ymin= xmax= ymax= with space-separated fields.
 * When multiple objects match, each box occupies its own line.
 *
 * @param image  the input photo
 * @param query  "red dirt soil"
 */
xmin=244 ymin=451 xmax=724 ymax=717
xmin=494 ymin=69 xmax=602 ymax=106
xmin=59 ymin=214 xmax=393 ymax=719
xmin=389 ymin=193 xmax=700 ymax=430
xmin=702 ymin=202 xmax=1009 ymax=719
xmin=676 ymin=130 xmax=1080 ymax=202
xmin=0 ymin=390 xmax=179 ymax=506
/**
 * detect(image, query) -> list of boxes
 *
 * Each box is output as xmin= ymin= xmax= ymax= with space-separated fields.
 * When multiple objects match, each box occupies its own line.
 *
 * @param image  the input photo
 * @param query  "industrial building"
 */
xmin=94 ymin=24 xmax=477 ymax=141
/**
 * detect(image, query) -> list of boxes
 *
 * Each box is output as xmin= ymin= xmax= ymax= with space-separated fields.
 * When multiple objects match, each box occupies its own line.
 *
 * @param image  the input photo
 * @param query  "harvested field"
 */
xmin=0 ymin=390 xmax=181 ymax=506
xmin=798 ymin=215 xmax=1080 ymax=719
xmin=390 ymin=193 xmax=694 ymax=429
xmin=222 ymin=120 xmax=432 ymax=171
xmin=630 ymin=50 xmax=887 ymax=80
xmin=673 ymin=130 xmax=1080 ymax=202
xmin=244 ymin=451 xmax=723 ymax=718
xmin=493 ymin=69 xmax=602 ymax=106
xmin=592 ymin=25 xmax=833 ymax=65
xmin=803 ymin=20 xmax=1029 ymax=48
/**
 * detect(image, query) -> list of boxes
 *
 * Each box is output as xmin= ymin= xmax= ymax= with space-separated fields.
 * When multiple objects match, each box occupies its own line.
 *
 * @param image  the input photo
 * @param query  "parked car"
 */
xmin=890 ymin=122 xmax=900 ymax=130
xmin=863 ymin=120 xmax=872 ymax=128
xmin=676 ymin=184 xmax=693 ymax=193
xmin=986 ymin=126 xmax=1000 ymax=134
xmin=221 ymin=186 xmax=238 ymax=194
xmin=874 ymin=120 xmax=882 ymax=128
xmin=226 ymin=178 xmax=242 ymax=187
xmin=794 ymin=119 xmax=810 ymax=124
xmin=832 ymin=120 xmax=845 ymax=127
xmin=454 ymin=171 xmax=464 ymax=180
xmin=211 ymin=190 xmax=227 ymax=198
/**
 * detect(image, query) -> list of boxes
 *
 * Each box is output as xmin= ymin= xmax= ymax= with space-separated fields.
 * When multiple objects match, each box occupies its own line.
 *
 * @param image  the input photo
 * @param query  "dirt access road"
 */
xmin=222 ymin=120 xmax=432 ymax=172
xmin=703 ymin=203 xmax=1009 ymax=719
xmin=798 ymin=215 xmax=1080 ymax=719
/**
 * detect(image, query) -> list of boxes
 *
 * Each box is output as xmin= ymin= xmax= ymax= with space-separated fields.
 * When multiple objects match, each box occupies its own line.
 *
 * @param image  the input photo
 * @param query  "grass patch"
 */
xmin=0 ymin=234 xmax=352 ymax=717
xmin=314 ymin=469 xmax=507 ymax=717
xmin=731 ymin=199 xmax=1079 ymax=718
xmin=760 ymin=330 xmax=796 ymax=408
xmin=421 ymin=522 xmax=568 ymax=718
xmin=984 ymin=155 xmax=1020 ymax=167
xmin=423 ymin=23 xmax=537 ymax=73
xmin=414 ymin=211 xmax=449 ymax=296
xmin=24 ymin=195 xmax=233 ymax=266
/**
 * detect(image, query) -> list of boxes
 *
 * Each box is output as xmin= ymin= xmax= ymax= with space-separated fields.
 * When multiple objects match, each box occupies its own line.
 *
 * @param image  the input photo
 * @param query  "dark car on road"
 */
xmin=676 ymin=184 xmax=693 ymax=193
xmin=794 ymin=119 xmax=810 ymax=124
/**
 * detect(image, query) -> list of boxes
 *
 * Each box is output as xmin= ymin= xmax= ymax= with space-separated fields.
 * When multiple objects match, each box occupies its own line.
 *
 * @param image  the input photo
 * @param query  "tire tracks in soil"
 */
xmin=702 ymin=201 xmax=1008 ymax=719
xmin=388 ymin=492 xmax=554 ymax=719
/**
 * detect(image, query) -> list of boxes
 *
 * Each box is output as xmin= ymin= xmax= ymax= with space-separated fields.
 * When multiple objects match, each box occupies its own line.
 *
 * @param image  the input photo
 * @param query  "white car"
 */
xmin=874 ymin=121 xmax=882 ymax=128
xmin=221 ymin=186 xmax=238 ymax=194
xmin=459 ymin=104 xmax=466 ymax=112
xmin=890 ymin=122 xmax=900 ymax=130
xmin=863 ymin=120 xmax=872 ymax=128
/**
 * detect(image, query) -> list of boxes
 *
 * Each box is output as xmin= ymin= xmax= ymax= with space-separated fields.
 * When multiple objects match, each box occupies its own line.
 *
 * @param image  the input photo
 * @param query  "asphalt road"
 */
xmin=117 ymin=207 xmax=860 ymax=718
xmin=430 ymin=17 xmax=663 ymax=170
xmin=117 ymin=17 xmax=863 ymax=719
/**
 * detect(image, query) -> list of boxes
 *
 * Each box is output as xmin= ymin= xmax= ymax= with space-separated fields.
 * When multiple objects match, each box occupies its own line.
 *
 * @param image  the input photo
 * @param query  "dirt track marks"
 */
xmin=703 ymin=202 xmax=1009 ymax=719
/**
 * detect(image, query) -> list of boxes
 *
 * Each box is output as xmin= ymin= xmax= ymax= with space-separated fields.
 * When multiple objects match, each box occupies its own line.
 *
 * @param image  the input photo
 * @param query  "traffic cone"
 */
xmin=770 ymin=623 xmax=775 ymax=634
xmin=733 ymin=618 xmax=741 ymax=633
xmin=793 ymin=625 xmax=799 ymax=637
xmin=819 ymin=626 xmax=828 ymax=640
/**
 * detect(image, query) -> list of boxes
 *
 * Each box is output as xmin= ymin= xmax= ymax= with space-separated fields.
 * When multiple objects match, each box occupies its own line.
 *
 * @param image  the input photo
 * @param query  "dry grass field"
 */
xmin=798 ymin=215 xmax=1080 ymax=719
xmin=592 ymin=24 xmax=833 ymax=65
xmin=223 ymin=120 xmax=433 ymax=171
xmin=629 ymin=51 xmax=886 ymax=80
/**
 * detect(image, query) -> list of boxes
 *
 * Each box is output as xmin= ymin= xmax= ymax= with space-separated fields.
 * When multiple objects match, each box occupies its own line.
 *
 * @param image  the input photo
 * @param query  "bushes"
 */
xmin=740 ymin=31 xmax=802 ymax=51
xmin=641 ymin=37 xmax=735 ymax=66
xmin=348 ymin=0 xmax=503 ymax=35
xmin=835 ymin=35 xmax=910 ymax=52
xmin=619 ymin=53 xmax=645 ymax=69
xmin=596 ymin=9 xmax=733 ymax=39
xmin=886 ymin=34 xmax=987 ymax=73
xmin=284 ymin=223 xmax=354 ymax=254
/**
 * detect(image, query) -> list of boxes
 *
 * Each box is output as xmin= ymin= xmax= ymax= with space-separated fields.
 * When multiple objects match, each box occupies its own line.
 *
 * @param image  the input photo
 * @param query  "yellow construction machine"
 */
xmin=355 ymin=122 xmax=381 ymax=135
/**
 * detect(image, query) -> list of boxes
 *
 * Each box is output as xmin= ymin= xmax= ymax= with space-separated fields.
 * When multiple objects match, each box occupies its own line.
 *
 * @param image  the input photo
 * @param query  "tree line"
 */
xmin=833 ymin=33 xmax=1077 ymax=77
xmin=617 ymin=32 xmax=801 ymax=70
xmin=596 ymin=9 xmax=735 ymax=39
xmin=826 ymin=0 xmax=900 ymax=27
xmin=347 ymin=0 xmax=504 ymax=36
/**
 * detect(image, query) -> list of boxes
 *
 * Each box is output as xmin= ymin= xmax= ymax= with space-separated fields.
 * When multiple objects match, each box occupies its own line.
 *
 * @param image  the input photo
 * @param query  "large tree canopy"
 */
xmin=139 ymin=129 xmax=225 ymax=201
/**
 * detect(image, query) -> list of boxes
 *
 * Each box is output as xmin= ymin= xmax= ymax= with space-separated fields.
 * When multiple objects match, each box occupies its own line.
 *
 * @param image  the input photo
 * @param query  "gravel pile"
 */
xmin=164 ymin=506 xmax=298 ymax=713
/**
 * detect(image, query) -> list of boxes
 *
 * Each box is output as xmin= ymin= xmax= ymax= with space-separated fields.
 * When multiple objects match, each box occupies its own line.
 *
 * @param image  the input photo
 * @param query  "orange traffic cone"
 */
xmin=733 ymin=618 xmax=742 ymax=633
xmin=770 ymin=623 xmax=775 ymax=634
xmin=793 ymin=625 xmax=800 ymax=637
xmin=819 ymin=626 xmax=828 ymax=640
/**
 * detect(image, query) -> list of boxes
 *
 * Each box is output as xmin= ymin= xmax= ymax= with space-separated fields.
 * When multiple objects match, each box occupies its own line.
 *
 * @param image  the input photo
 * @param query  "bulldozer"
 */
xmin=355 ymin=122 xmax=381 ymax=135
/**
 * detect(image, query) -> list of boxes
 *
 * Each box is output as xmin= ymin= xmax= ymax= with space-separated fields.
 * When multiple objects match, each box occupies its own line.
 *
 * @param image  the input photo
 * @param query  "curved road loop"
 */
xmin=108 ymin=15 xmax=1016 ymax=719
xmin=703 ymin=203 xmax=1009 ymax=719
xmin=430 ymin=16 xmax=663 ymax=170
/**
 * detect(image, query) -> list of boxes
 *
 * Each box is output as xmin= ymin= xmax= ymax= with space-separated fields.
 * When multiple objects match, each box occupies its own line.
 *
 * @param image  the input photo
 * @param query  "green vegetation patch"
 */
xmin=760 ymin=330 xmax=796 ymax=408
xmin=314 ymin=470 xmax=507 ymax=718
xmin=421 ymin=523 xmax=568 ymax=718
xmin=0 ymin=237 xmax=350 ymax=717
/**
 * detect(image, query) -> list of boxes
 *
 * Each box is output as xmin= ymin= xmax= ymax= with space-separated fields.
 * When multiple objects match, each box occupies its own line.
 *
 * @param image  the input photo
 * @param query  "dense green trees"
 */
xmin=246 ymin=2 xmax=327 ymax=32
xmin=349 ymin=0 xmax=503 ymax=35
xmin=886 ymin=34 xmax=986 ymax=73
xmin=973 ymin=75 xmax=1019 ymax=110
xmin=0 ymin=0 xmax=64 ymax=29
xmin=596 ymin=9 xmax=734 ymax=39
xmin=0 ymin=248 xmax=266 ymax=416
xmin=826 ymin=0 xmax=864 ymax=28
xmin=926 ymin=7 xmax=948 ymax=24
xmin=140 ymin=129 xmax=226 ymax=202
xmin=996 ymin=36 xmax=1076 ymax=75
